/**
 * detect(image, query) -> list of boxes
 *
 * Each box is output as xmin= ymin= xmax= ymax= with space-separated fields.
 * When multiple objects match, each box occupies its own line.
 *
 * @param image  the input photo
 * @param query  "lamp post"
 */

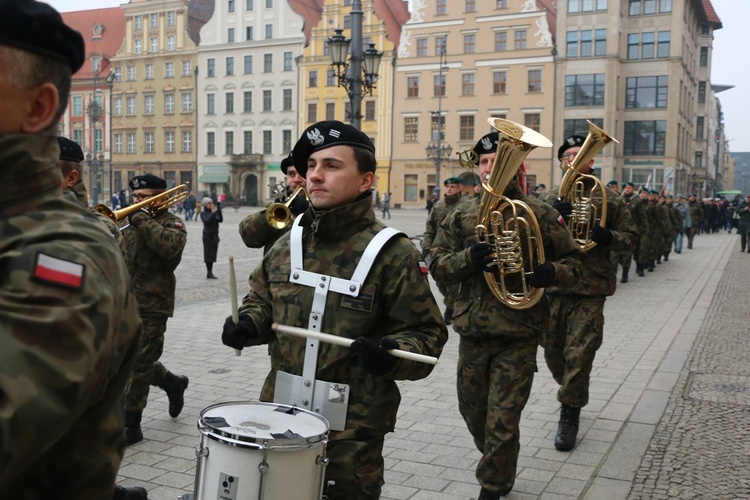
xmin=326 ymin=1 xmax=384 ymax=130
xmin=86 ymin=152 xmax=104 ymax=205
xmin=87 ymin=94 xmax=104 ymax=205
xmin=425 ymin=46 xmax=449 ymax=196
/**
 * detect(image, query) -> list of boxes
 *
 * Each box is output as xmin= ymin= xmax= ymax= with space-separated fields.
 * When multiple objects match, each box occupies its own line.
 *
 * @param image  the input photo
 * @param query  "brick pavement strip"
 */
xmin=116 ymin=208 xmax=738 ymax=499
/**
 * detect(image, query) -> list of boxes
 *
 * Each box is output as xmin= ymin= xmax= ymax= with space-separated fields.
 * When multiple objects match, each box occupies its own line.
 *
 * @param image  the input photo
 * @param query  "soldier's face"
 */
xmin=478 ymin=152 xmax=496 ymax=181
xmin=624 ymin=185 xmax=634 ymax=195
xmin=286 ymin=166 xmax=306 ymax=190
xmin=444 ymin=183 xmax=461 ymax=196
xmin=306 ymin=145 xmax=374 ymax=210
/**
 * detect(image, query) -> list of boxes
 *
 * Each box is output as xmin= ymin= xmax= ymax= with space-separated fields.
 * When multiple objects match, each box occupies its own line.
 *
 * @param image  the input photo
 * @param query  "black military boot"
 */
xmin=161 ymin=371 xmax=189 ymax=418
xmin=443 ymin=307 xmax=453 ymax=326
xmin=554 ymin=404 xmax=581 ymax=451
xmin=621 ymin=267 xmax=629 ymax=283
xmin=113 ymin=485 xmax=149 ymax=500
xmin=648 ymin=262 xmax=655 ymax=272
xmin=636 ymin=264 xmax=645 ymax=277
xmin=124 ymin=411 xmax=143 ymax=446
xmin=656 ymin=255 xmax=662 ymax=264
xmin=664 ymin=251 xmax=670 ymax=262
xmin=478 ymin=486 xmax=512 ymax=499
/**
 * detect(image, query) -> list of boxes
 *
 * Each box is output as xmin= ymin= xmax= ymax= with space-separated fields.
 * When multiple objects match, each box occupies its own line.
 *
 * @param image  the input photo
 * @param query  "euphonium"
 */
xmin=265 ymin=186 xmax=309 ymax=229
xmin=94 ymin=184 xmax=189 ymax=225
xmin=476 ymin=118 xmax=553 ymax=309
xmin=557 ymin=121 xmax=618 ymax=251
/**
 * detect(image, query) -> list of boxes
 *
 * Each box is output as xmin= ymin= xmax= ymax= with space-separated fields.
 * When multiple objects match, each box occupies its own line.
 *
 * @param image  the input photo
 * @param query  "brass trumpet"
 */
xmin=477 ymin=118 xmax=553 ymax=309
xmin=557 ymin=121 xmax=618 ymax=251
xmin=94 ymin=184 xmax=189 ymax=225
xmin=265 ymin=186 xmax=309 ymax=229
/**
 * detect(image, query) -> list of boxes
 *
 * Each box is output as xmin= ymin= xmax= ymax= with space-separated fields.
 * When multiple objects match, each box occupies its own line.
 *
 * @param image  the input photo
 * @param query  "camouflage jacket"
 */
xmin=625 ymin=193 xmax=651 ymax=235
xmin=239 ymin=195 xmax=448 ymax=433
xmin=430 ymin=183 xmax=585 ymax=337
xmin=0 ymin=134 xmax=142 ymax=499
xmin=669 ymin=204 xmax=684 ymax=233
xmin=688 ymin=200 xmax=704 ymax=226
xmin=657 ymin=203 xmax=674 ymax=235
xmin=239 ymin=208 xmax=290 ymax=253
xmin=422 ymin=192 xmax=463 ymax=252
xmin=122 ymin=204 xmax=186 ymax=317
xmin=543 ymin=184 xmax=638 ymax=297
xmin=68 ymin=181 xmax=128 ymax=265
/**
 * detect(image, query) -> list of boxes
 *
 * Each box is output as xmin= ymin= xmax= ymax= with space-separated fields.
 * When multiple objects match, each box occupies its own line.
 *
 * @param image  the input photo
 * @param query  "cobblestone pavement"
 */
xmin=116 ymin=206 xmax=741 ymax=499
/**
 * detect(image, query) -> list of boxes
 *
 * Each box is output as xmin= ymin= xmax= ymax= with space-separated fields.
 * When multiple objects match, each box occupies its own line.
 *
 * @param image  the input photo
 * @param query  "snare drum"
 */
xmin=191 ymin=401 xmax=329 ymax=500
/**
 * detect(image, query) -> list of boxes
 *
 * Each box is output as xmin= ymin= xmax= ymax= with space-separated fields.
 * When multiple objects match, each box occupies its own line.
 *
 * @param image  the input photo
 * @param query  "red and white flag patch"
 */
xmin=174 ymin=221 xmax=184 ymax=229
xmin=557 ymin=214 xmax=565 ymax=225
xmin=418 ymin=260 xmax=429 ymax=275
xmin=33 ymin=253 xmax=84 ymax=290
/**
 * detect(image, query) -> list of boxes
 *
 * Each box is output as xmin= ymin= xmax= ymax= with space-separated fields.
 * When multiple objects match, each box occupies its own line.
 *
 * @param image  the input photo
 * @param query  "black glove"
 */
xmin=350 ymin=336 xmax=399 ymax=376
xmin=526 ymin=260 xmax=555 ymax=288
xmin=591 ymin=225 xmax=613 ymax=246
xmin=470 ymin=242 xmax=494 ymax=271
xmin=221 ymin=313 xmax=258 ymax=351
xmin=289 ymin=195 xmax=309 ymax=216
xmin=127 ymin=208 xmax=150 ymax=225
xmin=552 ymin=200 xmax=573 ymax=219
xmin=421 ymin=248 xmax=430 ymax=260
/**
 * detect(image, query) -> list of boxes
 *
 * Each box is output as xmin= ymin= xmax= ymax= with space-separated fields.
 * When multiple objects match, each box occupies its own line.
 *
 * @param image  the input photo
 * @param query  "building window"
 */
xmin=263 ymin=130 xmax=272 ymax=154
xmin=150 ymin=13 xmax=158 ymax=28
xmin=436 ymin=0 xmax=447 ymax=15
xmin=226 ymin=57 xmax=234 ymax=76
xmin=496 ymin=0 xmax=508 ymax=7
xmin=265 ymin=24 xmax=273 ymax=39
xmin=696 ymin=116 xmax=704 ymax=140
xmin=225 ymin=92 xmax=234 ymax=113
xmin=265 ymin=0 xmax=273 ymax=7
xmin=243 ymin=131 xmax=252 ymax=153
xmin=72 ymin=96 xmax=83 ymax=116
xmin=126 ymin=96 xmax=135 ymax=115
xmin=595 ymin=29 xmax=607 ymax=56
xmin=150 ymin=37 xmax=158 ymax=52
xmin=493 ymin=71 xmax=507 ymax=94
xmin=246 ymin=26 xmax=254 ymax=41
xmin=624 ymin=120 xmax=666 ymax=155
xmin=264 ymin=54 xmax=273 ymax=72
xmin=528 ymin=69 xmax=542 ymax=93
xmin=134 ymin=39 xmax=142 ymax=54
xmin=113 ymin=67 xmax=122 ymax=81
xmin=72 ymin=129 xmax=83 ymax=145
xmin=434 ymin=74 xmax=446 ymax=97
xmin=183 ymin=61 xmax=192 ymax=76
xmin=113 ymin=97 xmax=122 ymax=116
xmin=569 ymin=0 xmax=608 ymax=12
xmin=307 ymin=102 xmax=317 ymax=123
xmin=431 ymin=115 xmax=445 ymax=141
xmin=564 ymin=118 xmax=603 ymax=138
xmin=207 ymin=131 xmax=215 ymax=155
xmin=243 ymin=91 xmax=252 ymax=112
xmin=144 ymin=95 xmax=154 ymax=114
xmin=416 ymin=38 xmax=427 ymax=57
xmin=700 ymin=46 xmax=708 ymax=66
xmin=407 ymin=76 xmax=419 ymax=98
xmin=228 ymin=28 xmax=235 ymax=43
xmin=460 ymin=115 xmax=475 ymax=141
xmin=246 ymin=0 xmax=254 ymax=9
xmin=627 ymin=34 xmax=640 ymax=59
xmin=182 ymin=92 xmax=192 ymax=112
xmin=244 ymin=55 xmax=253 ymax=74
xmin=580 ymin=30 xmax=592 ymax=57
xmin=495 ymin=31 xmax=507 ymax=51
xmin=308 ymin=70 xmax=318 ymax=87
xmin=698 ymin=81 xmax=706 ymax=103
xmin=283 ymin=129 xmax=292 ymax=154
xmin=165 ymin=62 xmax=174 ymax=77
xmin=565 ymin=74 xmax=605 ymax=106
xmin=182 ymin=131 xmax=192 ymax=152
xmin=326 ymin=68 xmax=336 ymax=87
xmin=524 ymin=113 xmax=540 ymax=132
xmin=283 ymin=88 xmax=292 ymax=111
xmin=228 ymin=0 xmax=235 ymax=12
xmin=94 ymin=128 xmax=103 ymax=152
xmin=344 ymin=15 xmax=351 ymax=30
xmin=127 ymin=133 xmax=136 ymax=153
xmin=145 ymin=132 xmax=154 ymax=153
xmin=225 ymin=131 xmax=234 ymax=155
xmin=514 ymin=30 xmax=527 ymax=50
xmin=165 ymin=131 xmax=175 ymax=152
xmin=405 ymin=174 xmax=418 ymax=202
xmin=463 ymin=34 xmax=476 ymax=54
xmin=404 ymin=117 xmax=418 ymax=142
xmin=641 ymin=32 xmax=655 ymax=58
xmin=167 ymin=11 xmax=175 ymax=26
xmin=114 ymin=133 xmax=122 ymax=153
xmin=145 ymin=64 xmax=154 ymax=79
xmin=657 ymin=31 xmax=670 ymax=57
xmin=325 ymin=102 xmax=335 ymax=121
xmin=283 ymin=51 xmax=293 ymax=71
xmin=629 ymin=0 xmax=671 ymax=15
xmin=694 ymin=151 xmax=703 ymax=168
xmin=365 ymin=100 xmax=375 ymax=121
xmin=625 ymin=76 xmax=668 ymax=108
xmin=207 ymin=58 xmax=215 ymax=77
xmin=465 ymin=0 xmax=476 ymax=12
xmin=435 ymin=36 xmax=447 ymax=56
xmin=127 ymin=66 xmax=135 ymax=80
xmin=133 ymin=15 xmax=142 ymax=30
xmin=462 ymin=73 xmax=475 ymax=96
xmin=165 ymin=94 xmax=174 ymax=113
xmin=263 ymin=90 xmax=272 ymax=112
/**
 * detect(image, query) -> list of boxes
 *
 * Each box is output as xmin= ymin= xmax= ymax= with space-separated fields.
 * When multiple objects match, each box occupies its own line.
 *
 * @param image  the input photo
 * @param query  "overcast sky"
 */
xmin=45 ymin=0 xmax=749 ymax=152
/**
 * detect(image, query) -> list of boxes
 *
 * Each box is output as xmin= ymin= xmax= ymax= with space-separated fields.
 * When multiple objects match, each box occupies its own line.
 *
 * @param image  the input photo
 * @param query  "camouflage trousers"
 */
xmin=543 ymin=295 xmax=605 ymax=408
xmin=457 ymin=336 xmax=537 ymax=492
xmin=662 ymin=231 xmax=674 ymax=255
xmin=686 ymin=226 xmax=697 ymax=247
xmin=124 ymin=315 xmax=168 ymax=412
xmin=436 ymin=281 xmax=458 ymax=311
xmin=323 ymin=425 xmax=386 ymax=500
xmin=613 ymin=249 xmax=632 ymax=270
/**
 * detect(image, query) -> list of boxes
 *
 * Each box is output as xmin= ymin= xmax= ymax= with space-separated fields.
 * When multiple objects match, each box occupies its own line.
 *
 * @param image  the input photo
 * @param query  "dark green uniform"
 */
xmin=0 ymin=134 xmax=142 ymax=498
xmin=239 ymin=195 xmax=447 ymax=499
xmin=644 ymin=199 xmax=664 ymax=268
xmin=430 ymin=182 xmax=585 ymax=494
xmin=625 ymin=193 xmax=650 ymax=273
xmin=422 ymin=191 xmax=463 ymax=317
xmin=687 ymin=199 xmax=704 ymax=248
xmin=68 ymin=179 xmax=128 ymax=264
xmin=658 ymin=201 xmax=674 ymax=260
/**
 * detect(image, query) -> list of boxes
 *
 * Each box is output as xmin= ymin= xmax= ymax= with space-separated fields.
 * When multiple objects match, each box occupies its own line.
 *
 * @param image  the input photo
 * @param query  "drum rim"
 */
xmin=198 ymin=401 xmax=329 ymax=448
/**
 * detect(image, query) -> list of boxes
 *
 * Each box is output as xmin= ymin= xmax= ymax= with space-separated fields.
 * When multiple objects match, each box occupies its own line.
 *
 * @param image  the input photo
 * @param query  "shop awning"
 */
xmin=200 ymin=165 xmax=230 ymax=184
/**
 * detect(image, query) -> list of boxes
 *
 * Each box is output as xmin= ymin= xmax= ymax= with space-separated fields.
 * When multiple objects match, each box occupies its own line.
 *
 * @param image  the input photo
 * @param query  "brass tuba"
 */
xmin=265 ymin=186 xmax=309 ymax=229
xmin=557 ymin=121 xmax=618 ymax=251
xmin=476 ymin=118 xmax=553 ymax=309
xmin=94 ymin=184 xmax=189 ymax=225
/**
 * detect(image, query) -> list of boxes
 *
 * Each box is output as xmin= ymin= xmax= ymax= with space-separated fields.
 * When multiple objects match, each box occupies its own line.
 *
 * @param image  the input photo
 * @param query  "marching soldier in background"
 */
xmin=686 ymin=193 xmax=704 ymax=249
xmin=0 ymin=1 xmax=142 ymax=498
xmin=606 ymin=179 xmax=619 ymax=193
xmin=122 ymin=174 xmax=189 ymax=446
xmin=540 ymin=136 xmax=638 ymax=452
xmin=657 ymin=194 xmax=675 ymax=262
xmin=430 ymin=131 xmax=585 ymax=499
xmin=222 ymin=121 xmax=447 ymax=499
xmin=641 ymin=190 xmax=661 ymax=272
xmin=421 ymin=176 xmax=464 ymax=324
xmin=670 ymin=195 xmax=687 ymax=254
xmin=614 ymin=182 xmax=638 ymax=282
xmin=632 ymin=188 xmax=653 ymax=276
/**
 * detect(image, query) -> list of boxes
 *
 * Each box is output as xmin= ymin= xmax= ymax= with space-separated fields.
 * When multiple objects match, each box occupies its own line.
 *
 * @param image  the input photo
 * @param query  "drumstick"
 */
xmin=229 ymin=256 xmax=241 ymax=356
xmin=272 ymin=323 xmax=438 ymax=365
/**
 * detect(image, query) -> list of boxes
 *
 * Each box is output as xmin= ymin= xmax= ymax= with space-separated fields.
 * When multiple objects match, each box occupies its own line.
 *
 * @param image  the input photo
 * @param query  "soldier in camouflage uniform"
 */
xmin=430 ymin=131 xmax=585 ymax=499
xmin=540 ymin=136 xmax=638 ymax=451
xmin=631 ymin=189 xmax=652 ymax=276
xmin=0 ymin=2 xmax=142 ymax=498
xmin=686 ymin=193 xmax=704 ymax=249
xmin=669 ymin=195 xmax=686 ymax=254
xmin=421 ymin=176 xmax=464 ymax=324
xmin=645 ymin=190 xmax=666 ymax=270
xmin=122 ymin=174 xmax=189 ymax=446
xmin=222 ymin=121 xmax=447 ymax=500
xmin=659 ymin=194 xmax=676 ymax=261
xmin=612 ymin=182 xmax=635 ymax=283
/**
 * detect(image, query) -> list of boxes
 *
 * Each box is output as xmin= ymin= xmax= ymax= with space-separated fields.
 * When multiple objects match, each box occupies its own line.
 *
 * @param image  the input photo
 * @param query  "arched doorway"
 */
xmin=243 ymin=174 xmax=258 ymax=206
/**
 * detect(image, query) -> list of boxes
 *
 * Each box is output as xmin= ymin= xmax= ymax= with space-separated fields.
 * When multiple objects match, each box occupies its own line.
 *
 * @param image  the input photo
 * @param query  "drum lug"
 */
xmin=195 ymin=446 xmax=209 ymax=458
xmin=316 ymin=456 xmax=329 ymax=466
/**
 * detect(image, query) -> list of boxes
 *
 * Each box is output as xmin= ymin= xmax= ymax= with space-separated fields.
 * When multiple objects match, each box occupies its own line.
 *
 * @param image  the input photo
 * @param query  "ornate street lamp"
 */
xmin=425 ymin=141 xmax=453 ymax=197
xmin=326 ymin=1 xmax=384 ymax=130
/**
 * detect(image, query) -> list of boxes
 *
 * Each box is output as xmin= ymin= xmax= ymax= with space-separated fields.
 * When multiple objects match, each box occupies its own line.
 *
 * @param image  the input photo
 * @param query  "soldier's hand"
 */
xmin=350 ymin=336 xmax=399 ymax=376
xmin=221 ymin=313 xmax=258 ymax=351
xmin=421 ymin=248 xmax=430 ymax=260
xmin=128 ymin=208 xmax=150 ymax=225
xmin=469 ymin=242 xmax=494 ymax=271
xmin=289 ymin=196 xmax=309 ymax=216
xmin=552 ymin=200 xmax=573 ymax=219
xmin=591 ymin=225 xmax=613 ymax=246
xmin=527 ymin=260 xmax=555 ymax=288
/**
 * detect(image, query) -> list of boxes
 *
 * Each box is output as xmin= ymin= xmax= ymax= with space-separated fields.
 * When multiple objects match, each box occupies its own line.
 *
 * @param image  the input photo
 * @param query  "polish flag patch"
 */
xmin=557 ymin=214 xmax=565 ymax=225
xmin=174 ymin=221 xmax=184 ymax=229
xmin=33 ymin=253 xmax=84 ymax=290
xmin=418 ymin=260 xmax=429 ymax=274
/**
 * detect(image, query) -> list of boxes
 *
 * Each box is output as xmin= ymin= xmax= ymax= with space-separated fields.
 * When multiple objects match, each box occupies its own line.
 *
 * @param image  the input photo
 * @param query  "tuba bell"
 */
xmin=557 ymin=121 xmax=618 ymax=251
xmin=264 ymin=186 xmax=309 ymax=229
xmin=94 ymin=184 xmax=189 ymax=226
xmin=476 ymin=118 xmax=553 ymax=309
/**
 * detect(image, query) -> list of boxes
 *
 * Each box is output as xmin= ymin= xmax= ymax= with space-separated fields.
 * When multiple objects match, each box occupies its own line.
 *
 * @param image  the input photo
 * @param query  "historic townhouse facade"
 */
xmin=196 ymin=0 xmax=306 ymax=205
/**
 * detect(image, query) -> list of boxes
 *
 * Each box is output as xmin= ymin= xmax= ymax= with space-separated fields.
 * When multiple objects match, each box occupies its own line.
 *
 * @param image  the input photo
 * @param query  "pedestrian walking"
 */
xmin=381 ymin=191 xmax=391 ymax=219
xmin=737 ymin=194 xmax=750 ymax=252
xmin=201 ymin=196 xmax=222 ymax=279
xmin=183 ymin=192 xmax=196 ymax=221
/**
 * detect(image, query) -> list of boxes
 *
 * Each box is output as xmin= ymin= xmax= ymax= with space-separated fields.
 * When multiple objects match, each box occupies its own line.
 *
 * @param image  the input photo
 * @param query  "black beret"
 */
xmin=606 ymin=180 xmax=618 ymax=187
xmin=129 ymin=174 xmax=167 ymax=191
xmin=280 ymin=154 xmax=294 ymax=175
xmin=625 ymin=182 xmax=635 ymax=187
xmin=472 ymin=132 xmax=499 ymax=163
xmin=444 ymin=177 xmax=463 ymax=186
xmin=557 ymin=135 xmax=586 ymax=160
xmin=689 ymin=193 xmax=697 ymax=197
xmin=537 ymin=183 xmax=546 ymax=189
xmin=0 ymin=0 xmax=85 ymax=73
xmin=291 ymin=120 xmax=375 ymax=178
xmin=57 ymin=136 xmax=83 ymax=163
xmin=648 ymin=189 xmax=659 ymax=195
